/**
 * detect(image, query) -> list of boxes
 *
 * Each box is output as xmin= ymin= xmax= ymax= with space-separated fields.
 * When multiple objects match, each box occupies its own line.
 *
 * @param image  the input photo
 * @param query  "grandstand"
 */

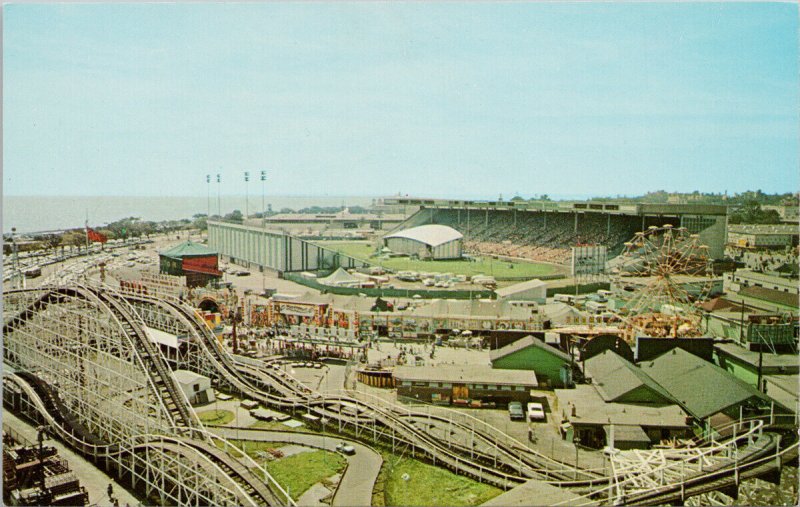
xmin=384 ymin=199 xmax=728 ymax=265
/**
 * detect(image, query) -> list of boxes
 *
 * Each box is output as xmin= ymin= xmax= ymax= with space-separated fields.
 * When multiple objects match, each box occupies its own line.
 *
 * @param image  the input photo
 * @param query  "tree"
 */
xmin=728 ymin=201 xmax=782 ymax=224
xmin=510 ymin=195 xmax=525 ymax=201
xmin=224 ymin=210 xmax=244 ymax=224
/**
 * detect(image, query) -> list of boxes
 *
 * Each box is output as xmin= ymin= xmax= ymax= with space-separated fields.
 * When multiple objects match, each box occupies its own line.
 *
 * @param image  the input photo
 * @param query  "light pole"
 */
xmin=261 ymin=170 xmax=267 ymax=224
xmin=574 ymin=436 xmax=581 ymax=480
xmin=206 ymin=174 xmax=211 ymax=218
xmin=216 ymin=173 xmax=222 ymax=217
xmin=244 ymin=171 xmax=250 ymax=219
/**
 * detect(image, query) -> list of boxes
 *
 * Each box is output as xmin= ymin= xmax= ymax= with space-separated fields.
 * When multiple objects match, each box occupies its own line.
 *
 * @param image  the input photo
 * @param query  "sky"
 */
xmin=3 ymin=2 xmax=798 ymax=199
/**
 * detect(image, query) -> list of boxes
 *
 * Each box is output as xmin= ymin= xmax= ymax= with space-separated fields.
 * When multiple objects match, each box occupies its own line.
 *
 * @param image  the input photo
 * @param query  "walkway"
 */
xmin=211 ymin=426 xmax=383 ymax=507
xmin=3 ymin=411 xmax=141 ymax=506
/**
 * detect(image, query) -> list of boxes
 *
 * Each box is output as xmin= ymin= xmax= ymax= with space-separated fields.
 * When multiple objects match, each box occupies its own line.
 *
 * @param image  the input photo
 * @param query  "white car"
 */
xmin=335 ymin=442 xmax=355 ymax=455
xmin=527 ymin=402 xmax=546 ymax=422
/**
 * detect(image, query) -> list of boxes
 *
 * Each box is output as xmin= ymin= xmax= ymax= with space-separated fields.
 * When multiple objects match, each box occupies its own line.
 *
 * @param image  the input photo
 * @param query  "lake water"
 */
xmin=3 ymin=195 xmax=376 ymax=234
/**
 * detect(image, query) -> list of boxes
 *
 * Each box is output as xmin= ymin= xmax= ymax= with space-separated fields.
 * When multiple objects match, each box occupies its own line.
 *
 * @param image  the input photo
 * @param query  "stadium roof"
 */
xmin=160 ymin=240 xmax=218 ymax=259
xmin=384 ymin=224 xmax=463 ymax=247
xmin=639 ymin=348 xmax=770 ymax=419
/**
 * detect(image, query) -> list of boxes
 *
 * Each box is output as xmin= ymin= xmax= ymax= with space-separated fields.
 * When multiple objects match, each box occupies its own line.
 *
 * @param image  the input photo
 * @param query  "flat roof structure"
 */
xmin=483 ymin=479 xmax=590 ymax=506
xmin=495 ymin=279 xmax=547 ymax=299
xmin=738 ymin=286 xmax=799 ymax=309
xmin=394 ymin=364 xmax=538 ymax=387
xmin=715 ymin=342 xmax=799 ymax=374
xmin=555 ymin=385 xmax=689 ymax=428
xmin=728 ymin=224 xmax=800 ymax=235
xmin=172 ymin=369 xmax=207 ymax=385
xmin=384 ymin=224 xmax=463 ymax=247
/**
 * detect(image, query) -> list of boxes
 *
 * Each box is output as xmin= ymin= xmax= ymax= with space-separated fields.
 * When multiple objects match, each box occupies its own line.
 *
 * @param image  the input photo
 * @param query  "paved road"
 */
xmin=211 ymin=426 xmax=382 ymax=507
xmin=3 ymin=411 xmax=142 ymax=506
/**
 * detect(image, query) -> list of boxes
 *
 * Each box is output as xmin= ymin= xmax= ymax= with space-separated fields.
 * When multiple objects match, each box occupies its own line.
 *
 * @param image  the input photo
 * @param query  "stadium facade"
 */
xmin=207 ymin=221 xmax=369 ymax=274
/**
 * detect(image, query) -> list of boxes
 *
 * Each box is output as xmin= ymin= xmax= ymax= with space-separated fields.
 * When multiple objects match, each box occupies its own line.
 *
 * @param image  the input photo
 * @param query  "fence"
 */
xmin=285 ymin=273 xmax=496 ymax=300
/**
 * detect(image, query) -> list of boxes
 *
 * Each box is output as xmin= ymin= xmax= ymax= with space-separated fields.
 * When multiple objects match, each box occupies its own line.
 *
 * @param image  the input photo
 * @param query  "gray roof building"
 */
xmin=639 ymin=348 xmax=772 ymax=420
xmin=585 ymin=350 xmax=673 ymax=404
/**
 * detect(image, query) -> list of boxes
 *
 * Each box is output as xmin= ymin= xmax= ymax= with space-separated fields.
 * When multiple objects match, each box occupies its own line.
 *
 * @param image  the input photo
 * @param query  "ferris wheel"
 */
xmin=609 ymin=225 xmax=715 ymax=340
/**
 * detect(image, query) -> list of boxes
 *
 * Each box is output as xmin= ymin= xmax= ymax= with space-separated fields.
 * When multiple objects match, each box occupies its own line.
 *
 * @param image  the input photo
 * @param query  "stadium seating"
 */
xmin=422 ymin=209 xmax=644 ymax=265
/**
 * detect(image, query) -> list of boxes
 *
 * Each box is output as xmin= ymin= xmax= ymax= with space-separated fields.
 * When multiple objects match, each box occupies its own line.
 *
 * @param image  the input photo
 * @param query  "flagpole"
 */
xmin=85 ymin=210 xmax=90 ymax=254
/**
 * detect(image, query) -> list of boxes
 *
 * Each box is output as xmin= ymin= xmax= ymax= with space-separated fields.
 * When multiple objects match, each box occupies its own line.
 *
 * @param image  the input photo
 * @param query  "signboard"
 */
xmin=278 ymin=303 xmax=317 ymax=317
xmin=571 ymin=245 xmax=607 ymax=277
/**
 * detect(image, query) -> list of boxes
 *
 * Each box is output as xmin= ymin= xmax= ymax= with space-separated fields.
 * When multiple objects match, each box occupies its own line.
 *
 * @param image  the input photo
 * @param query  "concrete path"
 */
xmin=3 ymin=411 xmax=141 ymax=506
xmin=211 ymin=426 xmax=382 ymax=507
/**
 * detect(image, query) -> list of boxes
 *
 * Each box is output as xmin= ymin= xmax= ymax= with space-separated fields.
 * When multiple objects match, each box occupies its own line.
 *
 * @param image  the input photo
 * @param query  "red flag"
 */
xmin=87 ymin=228 xmax=108 ymax=243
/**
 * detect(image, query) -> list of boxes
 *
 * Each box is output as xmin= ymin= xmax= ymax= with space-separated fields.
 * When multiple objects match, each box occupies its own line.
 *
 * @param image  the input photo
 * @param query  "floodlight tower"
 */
xmin=216 ymin=173 xmax=221 ymax=217
xmin=260 ymin=170 xmax=267 ymax=221
xmin=244 ymin=171 xmax=250 ymax=219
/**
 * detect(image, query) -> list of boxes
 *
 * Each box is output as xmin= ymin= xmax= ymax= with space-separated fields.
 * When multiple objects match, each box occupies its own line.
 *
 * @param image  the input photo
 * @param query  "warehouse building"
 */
xmin=394 ymin=365 xmax=538 ymax=406
xmin=383 ymin=224 xmax=463 ymax=260
xmin=727 ymin=224 xmax=799 ymax=250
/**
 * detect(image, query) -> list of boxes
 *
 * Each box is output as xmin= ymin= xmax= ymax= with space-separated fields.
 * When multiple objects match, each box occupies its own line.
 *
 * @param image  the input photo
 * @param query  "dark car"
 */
xmin=508 ymin=401 xmax=525 ymax=421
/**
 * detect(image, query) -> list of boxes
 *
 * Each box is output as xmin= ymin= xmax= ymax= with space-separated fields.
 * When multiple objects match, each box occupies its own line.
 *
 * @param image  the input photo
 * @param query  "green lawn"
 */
xmin=196 ymin=409 xmax=235 ymax=426
xmin=218 ymin=439 xmax=345 ymax=501
xmin=217 ymin=439 xmax=286 ymax=459
xmin=248 ymin=419 xmax=313 ymax=433
xmin=316 ymin=241 xmax=562 ymax=279
xmin=383 ymin=455 xmax=501 ymax=506
xmin=265 ymin=450 xmax=347 ymax=501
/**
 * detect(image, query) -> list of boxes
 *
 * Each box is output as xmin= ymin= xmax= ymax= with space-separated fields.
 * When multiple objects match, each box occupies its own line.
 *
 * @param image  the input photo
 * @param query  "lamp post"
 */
xmin=574 ymin=436 xmax=581 ymax=480
xmin=206 ymin=174 xmax=211 ymax=218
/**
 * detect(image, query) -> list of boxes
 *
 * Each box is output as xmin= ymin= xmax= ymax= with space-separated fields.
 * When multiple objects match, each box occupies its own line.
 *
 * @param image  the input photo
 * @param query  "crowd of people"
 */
xmin=429 ymin=209 xmax=642 ymax=265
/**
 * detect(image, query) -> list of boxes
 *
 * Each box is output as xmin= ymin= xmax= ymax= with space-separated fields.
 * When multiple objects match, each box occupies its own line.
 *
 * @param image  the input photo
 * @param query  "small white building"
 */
xmin=383 ymin=224 xmax=463 ymax=260
xmin=495 ymin=279 xmax=547 ymax=304
xmin=172 ymin=369 xmax=215 ymax=406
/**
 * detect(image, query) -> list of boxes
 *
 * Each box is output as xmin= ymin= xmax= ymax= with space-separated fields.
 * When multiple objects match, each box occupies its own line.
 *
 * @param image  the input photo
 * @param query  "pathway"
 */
xmin=211 ymin=426 xmax=383 ymax=507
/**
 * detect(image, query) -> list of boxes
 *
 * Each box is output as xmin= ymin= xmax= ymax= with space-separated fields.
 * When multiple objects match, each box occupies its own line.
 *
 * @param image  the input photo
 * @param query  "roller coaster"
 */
xmin=3 ymin=283 xmax=797 ymax=506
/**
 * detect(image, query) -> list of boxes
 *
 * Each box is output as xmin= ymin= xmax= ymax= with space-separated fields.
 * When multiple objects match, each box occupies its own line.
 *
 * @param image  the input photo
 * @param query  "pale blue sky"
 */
xmin=3 ymin=2 xmax=798 ymax=198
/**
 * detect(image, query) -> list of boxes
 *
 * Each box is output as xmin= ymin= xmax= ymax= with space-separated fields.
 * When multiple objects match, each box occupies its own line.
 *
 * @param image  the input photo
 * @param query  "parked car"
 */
xmin=527 ymin=402 xmax=546 ymax=422
xmin=508 ymin=401 xmax=525 ymax=421
xmin=336 ymin=442 xmax=355 ymax=455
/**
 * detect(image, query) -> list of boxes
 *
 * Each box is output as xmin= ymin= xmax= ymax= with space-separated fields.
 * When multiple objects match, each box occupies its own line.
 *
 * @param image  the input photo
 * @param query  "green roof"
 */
xmin=159 ymin=240 xmax=218 ymax=259
xmin=640 ymin=347 xmax=770 ymax=419
xmin=585 ymin=350 xmax=674 ymax=404
xmin=489 ymin=335 xmax=571 ymax=363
